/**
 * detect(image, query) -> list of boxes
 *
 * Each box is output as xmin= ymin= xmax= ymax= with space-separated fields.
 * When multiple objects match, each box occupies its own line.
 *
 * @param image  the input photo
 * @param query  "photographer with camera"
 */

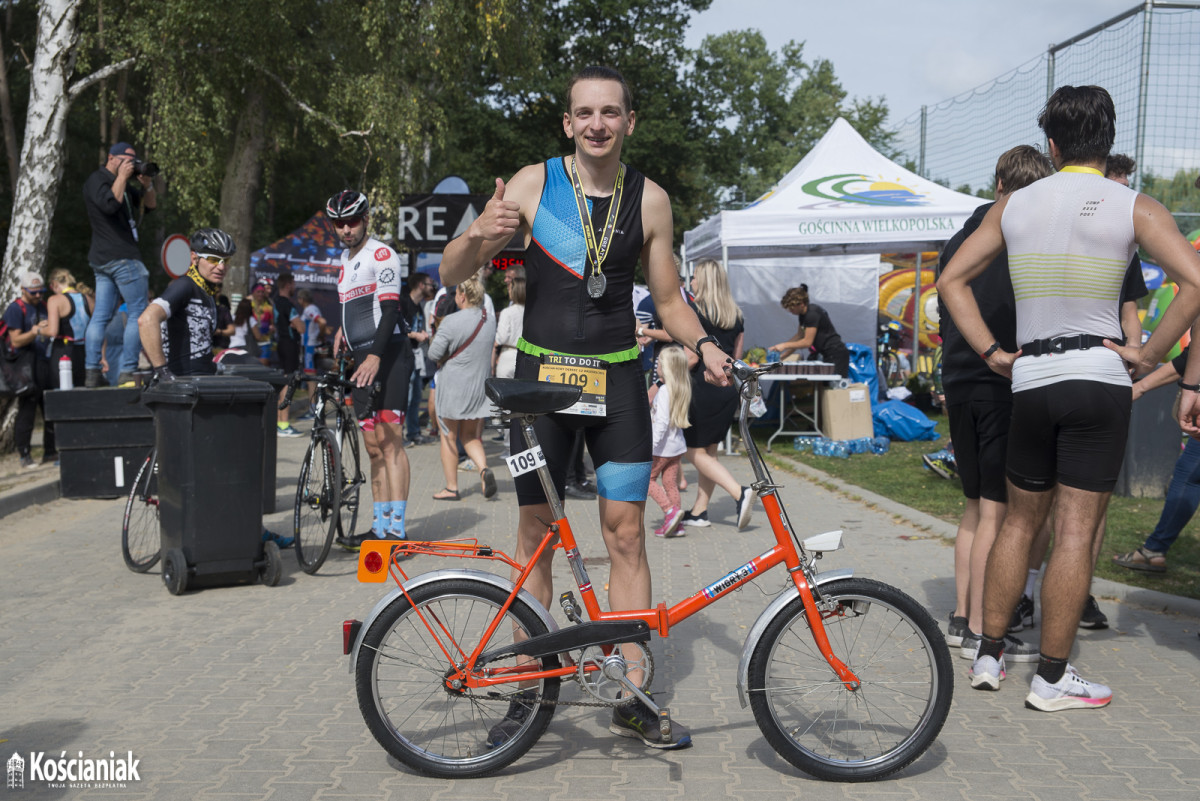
xmin=82 ymin=142 xmax=158 ymax=388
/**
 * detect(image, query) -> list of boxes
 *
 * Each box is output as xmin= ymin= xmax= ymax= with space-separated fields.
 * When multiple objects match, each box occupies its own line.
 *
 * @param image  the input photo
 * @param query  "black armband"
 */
xmin=370 ymin=299 xmax=402 ymax=359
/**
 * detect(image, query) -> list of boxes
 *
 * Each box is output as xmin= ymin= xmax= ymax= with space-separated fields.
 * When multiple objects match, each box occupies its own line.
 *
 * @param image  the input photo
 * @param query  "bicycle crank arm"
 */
xmin=611 ymin=672 xmax=675 ymax=745
xmin=477 ymin=619 xmax=651 ymax=665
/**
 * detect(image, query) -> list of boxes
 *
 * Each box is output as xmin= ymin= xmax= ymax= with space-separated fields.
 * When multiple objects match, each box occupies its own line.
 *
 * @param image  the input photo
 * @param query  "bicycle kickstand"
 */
xmin=612 ymin=671 xmax=675 ymax=745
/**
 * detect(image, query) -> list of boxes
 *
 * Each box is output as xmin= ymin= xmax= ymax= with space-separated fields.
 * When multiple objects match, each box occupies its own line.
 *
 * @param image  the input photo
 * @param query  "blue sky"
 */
xmin=685 ymin=0 xmax=1137 ymax=123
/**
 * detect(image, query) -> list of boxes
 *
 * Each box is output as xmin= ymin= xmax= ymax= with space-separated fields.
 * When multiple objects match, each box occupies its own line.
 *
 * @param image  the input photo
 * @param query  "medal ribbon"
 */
xmin=568 ymin=156 xmax=625 ymax=285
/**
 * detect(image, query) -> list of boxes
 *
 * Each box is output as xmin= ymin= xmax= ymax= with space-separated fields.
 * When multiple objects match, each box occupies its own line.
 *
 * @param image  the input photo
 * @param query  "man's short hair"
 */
xmin=566 ymin=65 xmax=633 ymax=113
xmin=276 ymin=271 xmax=295 ymax=290
xmin=1037 ymin=85 xmax=1115 ymax=165
xmin=1105 ymin=153 xmax=1136 ymax=179
xmin=995 ymin=145 xmax=1054 ymax=194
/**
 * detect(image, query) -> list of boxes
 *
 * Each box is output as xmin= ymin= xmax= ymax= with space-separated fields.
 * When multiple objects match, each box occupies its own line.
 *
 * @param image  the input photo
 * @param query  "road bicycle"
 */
xmin=121 ymin=448 xmax=160 ymax=572
xmin=281 ymin=354 xmax=374 ymax=574
xmin=344 ymin=361 xmax=953 ymax=781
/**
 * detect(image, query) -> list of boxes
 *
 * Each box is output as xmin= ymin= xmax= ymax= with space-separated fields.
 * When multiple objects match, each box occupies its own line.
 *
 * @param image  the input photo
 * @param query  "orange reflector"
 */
xmin=357 ymin=540 xmax=392 ymax=582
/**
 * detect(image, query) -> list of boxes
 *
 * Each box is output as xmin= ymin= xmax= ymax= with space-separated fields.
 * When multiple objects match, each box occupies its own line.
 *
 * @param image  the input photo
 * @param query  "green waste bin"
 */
xmin=142 ymin=376 xmax=281 ymax=594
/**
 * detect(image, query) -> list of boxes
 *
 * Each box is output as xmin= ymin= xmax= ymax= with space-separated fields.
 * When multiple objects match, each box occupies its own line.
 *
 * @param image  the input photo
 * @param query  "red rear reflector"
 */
xmin=364 ymin=550 xmax=384 ymax=573
xmin=343 ymin=620 xmax=361 ymax=655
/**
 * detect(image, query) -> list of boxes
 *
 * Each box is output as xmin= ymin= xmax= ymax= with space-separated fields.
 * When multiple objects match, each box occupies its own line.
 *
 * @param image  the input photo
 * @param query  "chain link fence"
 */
xmin=893 ymin=1 xmax=1200 ymax=214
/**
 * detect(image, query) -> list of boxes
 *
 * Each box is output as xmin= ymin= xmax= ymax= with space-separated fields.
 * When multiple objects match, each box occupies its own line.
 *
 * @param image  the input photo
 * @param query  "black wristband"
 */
xmin=980 ymin=342 xmax=1001 ymax=360
xmin=1179 ymin=379 xmax=1200 ymax=392
xmin=693 ymin=336 xmax=719 ymax=358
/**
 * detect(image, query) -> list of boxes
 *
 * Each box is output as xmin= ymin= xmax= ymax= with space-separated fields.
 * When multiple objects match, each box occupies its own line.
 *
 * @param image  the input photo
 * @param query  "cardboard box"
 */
xmin=820 ymin=383 xmax=874 ymax=440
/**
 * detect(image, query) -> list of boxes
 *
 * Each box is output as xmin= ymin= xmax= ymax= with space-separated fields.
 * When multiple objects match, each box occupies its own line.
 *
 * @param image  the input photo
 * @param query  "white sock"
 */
xmin=1023 ymin=568 xmax=1039 ymax=600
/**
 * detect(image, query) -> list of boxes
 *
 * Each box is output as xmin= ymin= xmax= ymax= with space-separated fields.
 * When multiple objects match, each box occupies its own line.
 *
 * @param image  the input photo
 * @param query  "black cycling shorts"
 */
xmin=277 ymin=335 xmax=301 ymax=373
xmin=351 ymin=341 xmax=413 ymax=421
xmin=1006 ymin=380 xmax=1131 ymax=493
xmin=947 ymin=399 xmax=1011 ymax=503
xmin=509 ymin=351 xmax=652 ymax=506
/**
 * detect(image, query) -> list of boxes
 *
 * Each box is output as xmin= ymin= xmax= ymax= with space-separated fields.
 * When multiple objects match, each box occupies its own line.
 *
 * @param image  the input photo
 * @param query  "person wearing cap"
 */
xmin=3 ymin=272 xmax=56 ymax=468
xmin=82 ymin=141 xmax=157 ymax=387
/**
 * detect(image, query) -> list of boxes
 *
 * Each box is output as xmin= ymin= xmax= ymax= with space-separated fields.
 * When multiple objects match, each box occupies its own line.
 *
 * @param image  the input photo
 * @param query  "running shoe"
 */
xmin=969 ymin=654 xmax=1006 ymax=691
xmin=487 ymin=689 xmax=539 ymax=748
xmin=19 ymin=454 xmax=35 ymax=469
xmin=335 ymin=532 xmax=370 ymax=552
xmin=960 ymin=632 xmax=1038 ymax=662
xmin=736 ymin=486 xmax=756 ymax=530
xmin=922 ymin=450 xmax=956 ymax=480
xmin=680 ymin=510 xmax=710 ymax=528
xmin=1079 ymin=595 xmax=1108 ymax=629
xmin=610 ymin=696 xmax=692 ymax=749
xmin=262 ymin=529 xmax=296 ymax=549
xmin=458 ymin=458 xmax=477 ymax=472
xmin=277 ymin=424 xmax=303 ymax=438
xmin=1009 ymin=594 xmax=1035 ymax=632
xmin=1025 ymin=667 xmax=1112 ymax=712
xmin=655 ymin=507 xmax=684 ymax=538
xmin=295 ymin=410 xmax=316 ymax=422
xmin=946 ymin=614 xmax=969 ymax=648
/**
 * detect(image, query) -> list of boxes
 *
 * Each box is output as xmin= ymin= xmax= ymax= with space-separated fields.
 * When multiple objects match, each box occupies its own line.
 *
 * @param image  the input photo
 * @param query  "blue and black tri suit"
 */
xmin=511 ymin=157 xmax=652 ymax=506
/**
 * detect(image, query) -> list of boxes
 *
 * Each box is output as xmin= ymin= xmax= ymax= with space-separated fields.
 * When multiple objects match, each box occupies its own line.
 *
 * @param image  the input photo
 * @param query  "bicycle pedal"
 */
xmin=658 ymin=707 xmax=673 ymax=744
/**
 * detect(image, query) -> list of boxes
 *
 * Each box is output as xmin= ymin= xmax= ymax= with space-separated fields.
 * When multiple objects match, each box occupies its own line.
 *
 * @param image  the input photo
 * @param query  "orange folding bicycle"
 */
xmin=344 ymin=361 xmax=953 ymax=781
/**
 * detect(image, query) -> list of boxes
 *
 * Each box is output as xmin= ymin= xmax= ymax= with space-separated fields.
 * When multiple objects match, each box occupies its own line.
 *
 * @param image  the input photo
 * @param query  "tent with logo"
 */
xmin=683 ymin=117 xmax=988 ymax=357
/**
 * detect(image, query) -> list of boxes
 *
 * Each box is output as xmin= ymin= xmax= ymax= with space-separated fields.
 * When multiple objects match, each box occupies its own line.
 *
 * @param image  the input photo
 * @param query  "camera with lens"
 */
xmin=132 ymin=158 xmax=160 ymax=178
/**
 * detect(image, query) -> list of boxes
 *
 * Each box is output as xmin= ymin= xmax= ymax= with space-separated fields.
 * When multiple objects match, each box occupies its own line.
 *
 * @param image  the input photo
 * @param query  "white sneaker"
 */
xmin=969 ymin=654 xmax=1006 ymax=691
xmin=1025 ymin=668 xmax=1112 ymax=712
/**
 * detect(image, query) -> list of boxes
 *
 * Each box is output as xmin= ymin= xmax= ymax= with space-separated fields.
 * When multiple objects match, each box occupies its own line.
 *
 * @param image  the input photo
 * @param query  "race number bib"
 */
xmin=537 ymin=354 xmax=607 ymax=416
xmin=505 ymin=445 xmax=547 ymax=478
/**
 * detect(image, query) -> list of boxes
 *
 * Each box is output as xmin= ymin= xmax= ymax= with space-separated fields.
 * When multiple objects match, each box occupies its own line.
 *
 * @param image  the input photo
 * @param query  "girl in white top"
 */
xmin=647 ymin=346 xmax=691 ymax=538
xmin=493 ymin=265 xmax=525 ymax=380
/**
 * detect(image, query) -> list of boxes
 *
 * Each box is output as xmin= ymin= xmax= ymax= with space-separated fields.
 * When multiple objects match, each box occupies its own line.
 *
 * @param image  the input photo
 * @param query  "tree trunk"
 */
xmin=0 ymin=0 xmax=81 ymax=299
xmin=0 ymin=31 xmax=20 ymax=195
xmin=219 ymin=83 xmax=267 ymax=295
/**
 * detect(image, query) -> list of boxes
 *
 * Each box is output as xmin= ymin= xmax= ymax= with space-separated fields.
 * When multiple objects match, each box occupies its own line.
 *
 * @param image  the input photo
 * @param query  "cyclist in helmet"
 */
xmin=327 ymin=190 xmax=415 ymax=549
xmin=139 ymin=227 xmax=235 ymax=378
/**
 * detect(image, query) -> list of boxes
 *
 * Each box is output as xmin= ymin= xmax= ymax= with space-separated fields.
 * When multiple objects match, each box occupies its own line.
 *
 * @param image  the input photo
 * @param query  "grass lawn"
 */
xmin=754 ymin=413 xmax=1200 ymax=603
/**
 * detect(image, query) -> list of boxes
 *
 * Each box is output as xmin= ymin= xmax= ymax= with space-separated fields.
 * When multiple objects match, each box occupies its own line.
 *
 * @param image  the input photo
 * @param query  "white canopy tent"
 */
xmin=684 ymin=117 xmax=988 ymax=359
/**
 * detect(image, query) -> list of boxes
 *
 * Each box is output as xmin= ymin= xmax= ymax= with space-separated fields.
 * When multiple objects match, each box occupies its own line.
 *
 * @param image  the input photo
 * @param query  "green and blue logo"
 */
xmin=801 ymin=173 xmax=929 ymax=206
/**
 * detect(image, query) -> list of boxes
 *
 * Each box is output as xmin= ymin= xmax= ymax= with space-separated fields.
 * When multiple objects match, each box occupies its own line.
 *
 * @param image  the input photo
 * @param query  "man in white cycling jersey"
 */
xmin=326 ymin=190 xmax=415 ymax=550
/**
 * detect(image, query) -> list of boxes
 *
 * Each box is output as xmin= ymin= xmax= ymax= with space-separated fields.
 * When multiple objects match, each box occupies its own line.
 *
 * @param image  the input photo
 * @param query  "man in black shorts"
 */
xmin=936 ymin=146 xmax=1052 ymax=662
xmin=440 ymin=65 xmax=732 ymax=749
xmin=272 ymin=272 xmax=305 ymax=437
xmin=939 ymin=85 xmax=1200 ymax=712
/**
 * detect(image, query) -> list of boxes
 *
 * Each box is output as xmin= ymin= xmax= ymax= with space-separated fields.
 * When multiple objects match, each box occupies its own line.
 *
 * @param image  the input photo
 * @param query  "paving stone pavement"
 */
xmin=2 ymin=425 xmax=1199 ymax=800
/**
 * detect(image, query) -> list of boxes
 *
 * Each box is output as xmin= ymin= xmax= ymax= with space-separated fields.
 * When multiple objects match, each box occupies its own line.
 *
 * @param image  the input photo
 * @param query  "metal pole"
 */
xmin=913 ymin=251 xmax=923 ymax=374
xmin=1134 ymin=0 xmax=1154 ymax=193
xmin=919 ymin=106 xmax=927 ymax=177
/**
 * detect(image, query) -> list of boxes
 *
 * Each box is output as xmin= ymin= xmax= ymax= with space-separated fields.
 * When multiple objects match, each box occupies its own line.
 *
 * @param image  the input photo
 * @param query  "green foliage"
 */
xmin=1141 ymin=168 xmax=1200 ymax=236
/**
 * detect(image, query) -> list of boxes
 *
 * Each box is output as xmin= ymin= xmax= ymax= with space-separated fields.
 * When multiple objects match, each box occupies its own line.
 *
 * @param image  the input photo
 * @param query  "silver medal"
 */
xmin=587 ymin=272 xmax=607 ymax=299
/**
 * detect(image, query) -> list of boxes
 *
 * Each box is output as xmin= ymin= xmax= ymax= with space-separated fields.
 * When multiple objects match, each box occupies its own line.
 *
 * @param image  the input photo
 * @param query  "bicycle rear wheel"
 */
xmin=293 ymin=428 xmax=340 ymax=574
xmin=748 ymin=578 xmax=953 ymax=781
xmin=121 ymin=449 xmax=161 ymax=573
xmin=335 ymin=415 xmax=362 ymax=538
xmin=355 ymin=579 xmax=560 ymax=778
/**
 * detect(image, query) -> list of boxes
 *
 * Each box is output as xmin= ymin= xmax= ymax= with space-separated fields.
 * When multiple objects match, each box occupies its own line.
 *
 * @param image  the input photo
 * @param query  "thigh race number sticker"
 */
xmin=505 ymin=445 xmax=547 ymax=478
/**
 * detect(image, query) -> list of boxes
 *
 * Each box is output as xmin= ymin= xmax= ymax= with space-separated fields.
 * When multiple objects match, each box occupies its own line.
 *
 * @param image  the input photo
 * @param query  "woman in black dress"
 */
xmin=769 ymin=284 xmax=850 ymax=378
xmin=680 ymin=260 xmax=757 ymax=531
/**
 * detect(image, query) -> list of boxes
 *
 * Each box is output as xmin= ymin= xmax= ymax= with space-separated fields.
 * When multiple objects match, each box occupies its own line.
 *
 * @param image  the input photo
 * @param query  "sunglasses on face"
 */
xmin=198 ymin=254 xmax=228 ymax=266
xmin=334 ymin=216 xmax=364 ymax=229
xmin=26 ymin=288 xmax=47 ymax=295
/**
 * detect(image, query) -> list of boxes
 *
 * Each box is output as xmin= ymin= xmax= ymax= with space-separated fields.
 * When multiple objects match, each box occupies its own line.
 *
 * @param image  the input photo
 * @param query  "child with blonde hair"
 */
xmin=648 ymin=346 xmax=691 ymax=537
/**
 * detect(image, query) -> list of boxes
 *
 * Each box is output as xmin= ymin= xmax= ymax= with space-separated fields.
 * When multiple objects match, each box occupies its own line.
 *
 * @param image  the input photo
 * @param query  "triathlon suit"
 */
xmin=152 ymin=274 xmax=219 ymax=376
xmin=1002 ymin=167 xmax=1135 ymax=492
xmin=337 ymin=235 xmax=413 ymax=428
xmin=511 ymin=157 xmax=651 ymax=506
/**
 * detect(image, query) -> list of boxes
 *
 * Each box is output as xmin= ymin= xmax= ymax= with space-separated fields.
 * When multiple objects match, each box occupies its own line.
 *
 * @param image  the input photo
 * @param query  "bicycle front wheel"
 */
xmin=355 ymin=579 xmax=561 ymax=778
xmin=335 ymin=416 xmax=362 ymax=539
xmin=748 ymin=578 xmax=953 ymax=781
xmin=293 ymin=428 xmax=340 ymax=574
xmin=121 ymin=449 xmax=161 ymax=573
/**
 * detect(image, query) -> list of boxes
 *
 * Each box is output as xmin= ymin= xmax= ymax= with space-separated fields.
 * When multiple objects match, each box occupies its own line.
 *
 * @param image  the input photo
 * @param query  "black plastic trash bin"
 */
xmin=216 ymin=361 xmax=289 ymax=513
xmin=142 ymin=376 xmax=281 ymax=594
xmin=1114 ymin=381 xmax=1180 ymax=498
xmin=43 ymin=387 xmax=153 ymax=498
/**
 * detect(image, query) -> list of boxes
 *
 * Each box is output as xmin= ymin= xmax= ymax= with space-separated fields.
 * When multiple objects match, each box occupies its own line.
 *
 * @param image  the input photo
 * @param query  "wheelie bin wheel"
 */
xmin=262 ymin=540 xmax=283 ymax=587
xmin=163 ymin=548 xmax=189 ymax=595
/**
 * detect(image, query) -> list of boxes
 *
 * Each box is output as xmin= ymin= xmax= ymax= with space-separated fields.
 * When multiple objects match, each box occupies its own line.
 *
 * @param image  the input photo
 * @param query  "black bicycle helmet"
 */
xmin=326 ymin=190 xmax=368 ymax=220
xmin=189 ymin=227 xmax=236 ymax=257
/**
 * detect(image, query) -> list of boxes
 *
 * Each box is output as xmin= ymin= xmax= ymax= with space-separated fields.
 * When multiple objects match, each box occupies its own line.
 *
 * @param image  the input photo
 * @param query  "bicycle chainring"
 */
xmin=575 ymin=644 xmax=654 ymax=705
